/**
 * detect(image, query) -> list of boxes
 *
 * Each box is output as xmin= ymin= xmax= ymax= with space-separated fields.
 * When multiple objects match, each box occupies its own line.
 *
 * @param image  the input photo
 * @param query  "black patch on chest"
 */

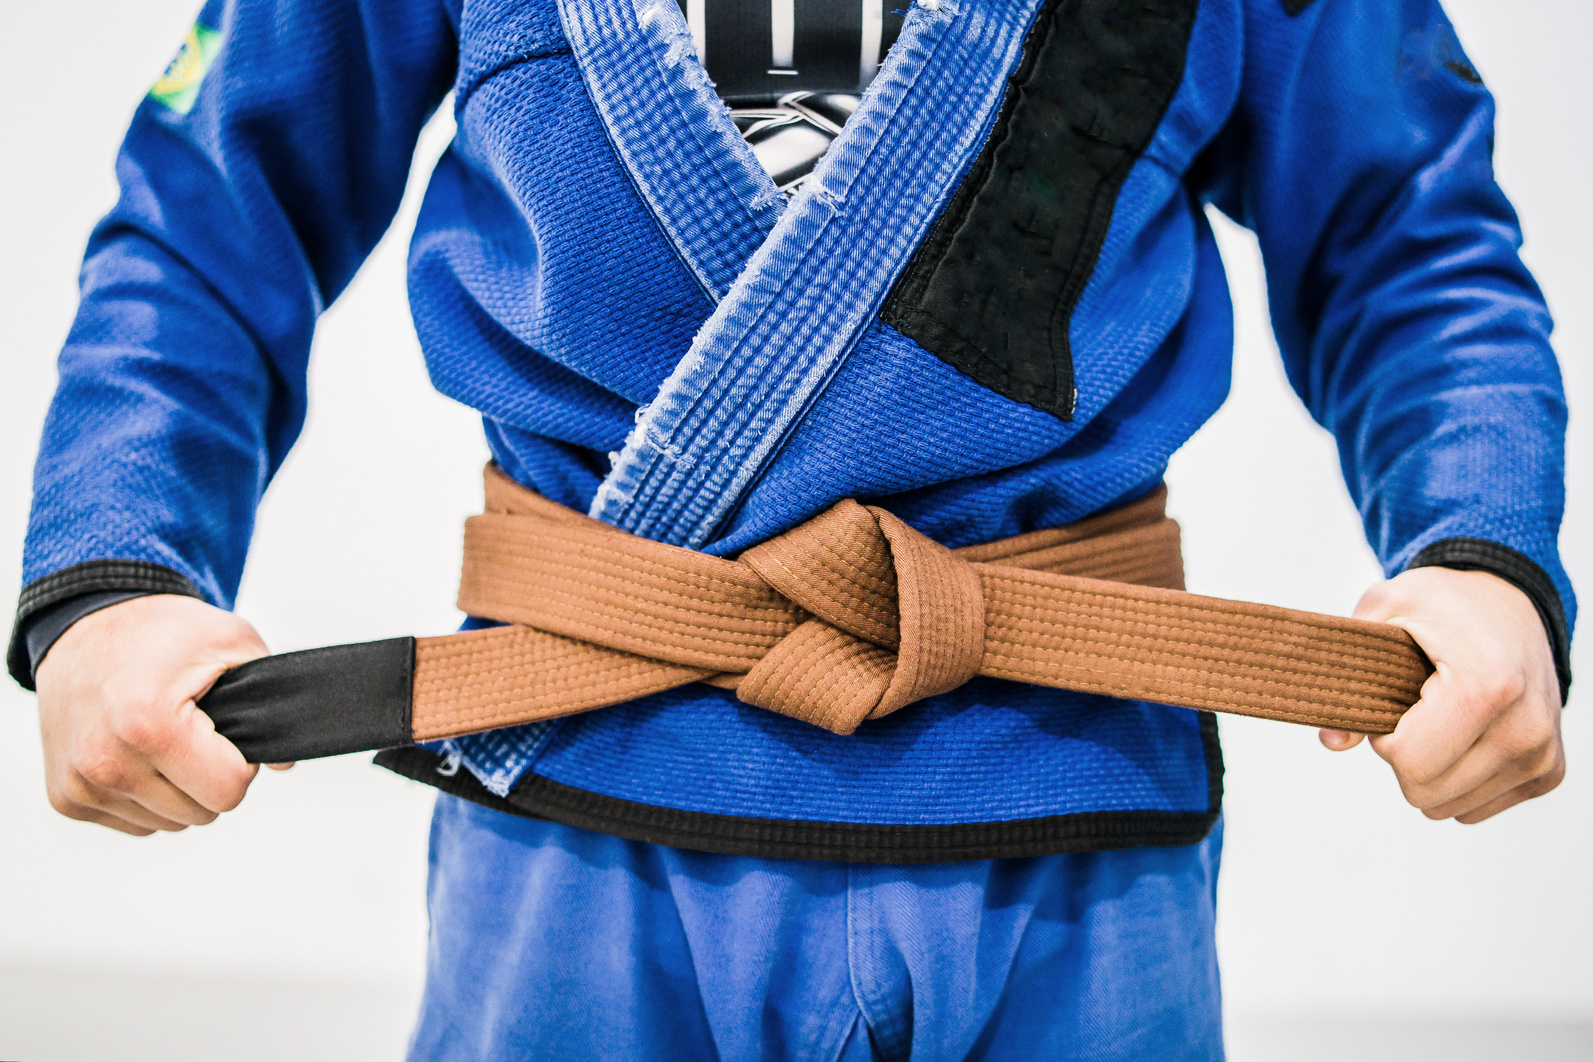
xmin=880 ymin=0 xmax=1200 ymax=421
xmin=1281 ymin=0 xmax=1319 ymax=15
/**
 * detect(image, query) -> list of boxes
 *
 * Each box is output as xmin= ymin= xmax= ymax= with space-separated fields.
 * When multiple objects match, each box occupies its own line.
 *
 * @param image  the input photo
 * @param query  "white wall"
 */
xmin=0 ymin=0 xmax=1586 ymax=1048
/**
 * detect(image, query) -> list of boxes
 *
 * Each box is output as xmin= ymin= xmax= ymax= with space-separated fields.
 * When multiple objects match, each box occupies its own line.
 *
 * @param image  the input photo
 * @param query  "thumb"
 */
xmin=1319 ymin=728 xmax=1365 ymax=752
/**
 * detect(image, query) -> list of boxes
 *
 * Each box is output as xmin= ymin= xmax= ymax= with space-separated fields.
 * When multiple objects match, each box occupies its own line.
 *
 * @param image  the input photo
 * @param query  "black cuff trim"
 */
xmin=24 ymin=591 xmax=156 ymax=681
xmin=1407 ymin=538 xmax=1572 ymax=704
xmin=8 ymin=560 xmax=203 ymax=691
xmin=374 ymin=713 xmax=1225 ymax=863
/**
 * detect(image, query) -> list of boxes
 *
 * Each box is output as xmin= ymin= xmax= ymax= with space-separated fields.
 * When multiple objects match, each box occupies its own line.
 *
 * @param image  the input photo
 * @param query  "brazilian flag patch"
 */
xmin=150 ymin=24 xmax=221 ymax=114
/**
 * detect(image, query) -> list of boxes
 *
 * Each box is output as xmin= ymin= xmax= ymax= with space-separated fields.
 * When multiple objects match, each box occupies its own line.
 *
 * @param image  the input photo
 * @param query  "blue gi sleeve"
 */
xmin=1196 ymin=0 xmax=1574 ymax=696
xmin=7 ymin=0 xmax=459 ymax=688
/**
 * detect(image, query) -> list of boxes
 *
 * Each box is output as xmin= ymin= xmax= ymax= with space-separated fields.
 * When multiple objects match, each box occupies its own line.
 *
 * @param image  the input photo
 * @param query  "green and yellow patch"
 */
xmin=150 ymin=24 xmax=221 ymax=114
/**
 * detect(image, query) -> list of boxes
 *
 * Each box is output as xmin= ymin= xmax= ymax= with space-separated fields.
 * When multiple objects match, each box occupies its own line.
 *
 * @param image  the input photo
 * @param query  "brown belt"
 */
xmin=198 ymin=465 xmax=1431 ymax=764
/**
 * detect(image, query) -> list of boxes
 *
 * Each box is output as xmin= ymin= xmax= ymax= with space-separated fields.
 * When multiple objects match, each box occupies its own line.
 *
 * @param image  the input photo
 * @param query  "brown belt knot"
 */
xmin=736 ymin=500 xmax=987 ymax=733
xmin=408 ymin=465 xmax=1430 ymax=744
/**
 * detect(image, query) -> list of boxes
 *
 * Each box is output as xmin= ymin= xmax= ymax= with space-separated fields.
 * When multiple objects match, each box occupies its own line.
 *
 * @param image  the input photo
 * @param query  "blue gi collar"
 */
xmin=561 ymin=0 xmax=1047 ymax=549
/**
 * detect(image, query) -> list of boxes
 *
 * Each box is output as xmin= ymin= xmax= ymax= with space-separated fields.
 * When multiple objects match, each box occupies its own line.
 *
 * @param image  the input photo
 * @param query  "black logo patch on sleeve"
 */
xmin=881 ymin=0 xmax=1199 ymax=420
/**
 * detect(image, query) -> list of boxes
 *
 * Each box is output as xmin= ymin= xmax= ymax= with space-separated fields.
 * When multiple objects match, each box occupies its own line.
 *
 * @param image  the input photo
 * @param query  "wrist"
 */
xmin=1405 ymin=538 xmax=1571 ymax=704
xmin=8 ymin=560 xmax=204 ymax=691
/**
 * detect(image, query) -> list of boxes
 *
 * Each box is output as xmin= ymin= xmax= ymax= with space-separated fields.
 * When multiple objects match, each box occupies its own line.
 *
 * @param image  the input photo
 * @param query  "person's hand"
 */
xmin=1320 ymin=567 xmax=1563 ymax=824
xmin=34 ymin=594 xmax=278 ymax=836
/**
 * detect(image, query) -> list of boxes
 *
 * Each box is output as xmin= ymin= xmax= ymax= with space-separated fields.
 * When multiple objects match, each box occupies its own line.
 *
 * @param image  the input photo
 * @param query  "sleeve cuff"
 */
xmin=1406 ymin=538 xmax=1573 ymax=704
xmin=7 ymin=560 xmax=203 ymax=691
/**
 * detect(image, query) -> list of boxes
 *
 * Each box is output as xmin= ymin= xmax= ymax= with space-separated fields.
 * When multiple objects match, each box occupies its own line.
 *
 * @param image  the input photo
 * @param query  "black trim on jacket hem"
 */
xmin=8 ymin=560 xmax=203 ymax=691
xmin=373 ymin=712 xmax=1224 ymax=863
xmin=1407 ymin=538 xmax=1572 ymax=703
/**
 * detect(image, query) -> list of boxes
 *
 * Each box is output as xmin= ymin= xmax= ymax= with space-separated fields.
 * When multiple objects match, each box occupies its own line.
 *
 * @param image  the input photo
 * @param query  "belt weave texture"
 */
xmin=198 ymin=466 xmax=1432 ymax=763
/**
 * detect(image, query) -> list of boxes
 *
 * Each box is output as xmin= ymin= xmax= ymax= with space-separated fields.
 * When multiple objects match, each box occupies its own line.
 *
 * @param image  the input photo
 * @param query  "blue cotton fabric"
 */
xmin=408 ymin=794 xmax=1225 ymax=1061
xmin=23 ymin=0 xmax=1572 ymax=829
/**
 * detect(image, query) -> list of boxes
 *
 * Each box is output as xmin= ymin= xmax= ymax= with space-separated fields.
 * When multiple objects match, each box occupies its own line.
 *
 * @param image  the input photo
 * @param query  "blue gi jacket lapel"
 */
xmin=557 ymin=0 xmax=782 ymax=297
xmin=558 ymin=0 xmax=1049 ymax=550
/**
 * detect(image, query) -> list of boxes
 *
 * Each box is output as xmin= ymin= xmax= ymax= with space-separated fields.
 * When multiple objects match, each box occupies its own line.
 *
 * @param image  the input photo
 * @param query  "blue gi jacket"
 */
xmin=11 ymin=0 xmax=1573 ymax=860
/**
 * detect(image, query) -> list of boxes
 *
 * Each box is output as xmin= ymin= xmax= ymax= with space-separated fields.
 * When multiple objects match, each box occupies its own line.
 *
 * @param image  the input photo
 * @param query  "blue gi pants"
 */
xmin=407 ymin=795 xmax=1225 ymax=1061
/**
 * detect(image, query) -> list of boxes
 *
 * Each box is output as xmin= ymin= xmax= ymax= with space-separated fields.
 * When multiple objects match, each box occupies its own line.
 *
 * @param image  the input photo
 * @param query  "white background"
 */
xmin=0 ymin=0 xmax=1588 ymax=1057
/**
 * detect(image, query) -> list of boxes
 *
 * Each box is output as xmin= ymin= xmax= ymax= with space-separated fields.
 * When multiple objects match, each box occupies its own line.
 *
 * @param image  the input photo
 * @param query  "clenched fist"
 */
xmin=35 ymin=594 xmax=279 ymax=836
xmin=1321 ymin=567 xmax=1564 ymax=824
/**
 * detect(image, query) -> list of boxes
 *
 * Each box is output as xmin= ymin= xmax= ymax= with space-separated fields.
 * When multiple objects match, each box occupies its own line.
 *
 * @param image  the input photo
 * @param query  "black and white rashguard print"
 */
xmin=679 ymin=0 xmax=906 ymax=190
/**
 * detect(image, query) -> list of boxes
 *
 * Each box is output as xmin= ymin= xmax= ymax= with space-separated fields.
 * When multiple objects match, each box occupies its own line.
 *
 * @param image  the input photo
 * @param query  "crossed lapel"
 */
xmin=556 ymin=0 xmax=1048 ymax=549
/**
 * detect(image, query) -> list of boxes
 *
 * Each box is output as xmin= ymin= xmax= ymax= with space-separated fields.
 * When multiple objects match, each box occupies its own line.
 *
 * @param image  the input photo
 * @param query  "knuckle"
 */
xmin=1478 ymin=670 xmax=1526 ymax=708
xmin=1522 ymin=748 xmax=1560 ymax=781
xmin=51 ymin=778 xmax=110 ymax=823
xmin=1394 ymin=773 xmax=1433 ymax=806
xmin=225 ymin=629 xmax=267 ymax=658
xmin=1491 ymin=732 xmax=1532 ymax=762
xmin=1357 ymin=582 xmax=1401 ymax=619
xmin=212 ymin=773 xmax=253 ymax=813
xmin=54 ymin=771 xmax=95 ymax=807
xmin=1526 ymin=744 xmax=1561 ymax=779
xmin=1401 ymin=782 xmax=1437 ymax=812
xmin=1529 ymin=716 xmax=1559 ymax=748
xmin=1549 ymin=752 xmax=1567 ymax=783
xmin=1530 ymin=771 xmax=1565 ymax=798
xmin=1497 ymin=720 xmax=1555 ymax=763
xmin=73 ymin=745 xmax=130 ymax=791
xmin=1360 ymin=583 xmax=1391 ymax=609
xmin=47 ymin=788 xmax=91 ymax=820
xmin=111 ymin=702 xmax=173 ymax=754
xmin=1389 ymin=749 xmax=1438 ymax=788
